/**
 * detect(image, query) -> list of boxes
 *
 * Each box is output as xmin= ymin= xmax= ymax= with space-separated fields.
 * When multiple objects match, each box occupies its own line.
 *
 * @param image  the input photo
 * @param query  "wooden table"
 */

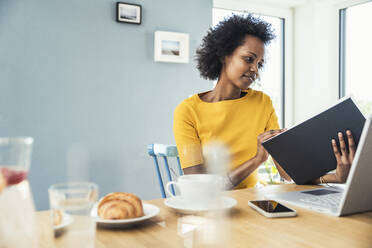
xmin=37 ymin=184 xmax=372 ymax=247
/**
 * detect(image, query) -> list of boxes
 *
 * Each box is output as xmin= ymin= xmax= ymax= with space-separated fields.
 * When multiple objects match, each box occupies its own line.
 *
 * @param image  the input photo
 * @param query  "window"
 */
xmin=213 ymin=8 xmax=285 ymax=184
xmin=339 ymin=1 xmax=372 ymax=116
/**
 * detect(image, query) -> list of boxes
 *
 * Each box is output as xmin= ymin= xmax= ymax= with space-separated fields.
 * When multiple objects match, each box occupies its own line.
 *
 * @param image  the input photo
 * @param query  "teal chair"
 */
xmin=147 ymin=143 xmax=183 ymax=198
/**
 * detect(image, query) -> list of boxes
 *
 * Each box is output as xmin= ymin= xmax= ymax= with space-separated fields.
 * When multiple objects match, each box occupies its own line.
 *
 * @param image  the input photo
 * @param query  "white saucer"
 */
xmin=54 ymin=213 xmax=74 ymax=237
xmin=91 ymin=203 xmax=160 ymax=228
xmin=54 ymin=213 xmax=74 ymax=231
xmin=164 ymin=196 xmax=237 ymax=213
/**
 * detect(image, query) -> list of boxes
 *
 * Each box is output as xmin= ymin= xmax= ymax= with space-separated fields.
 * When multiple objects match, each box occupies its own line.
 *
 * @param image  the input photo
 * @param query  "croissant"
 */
xmin=0 ymin=172 xmax=6 ymax=193
xmin=98 ymin=192 xmax=144 ymax=220
xmin=53 ymin=210 xmax=63 ymax=226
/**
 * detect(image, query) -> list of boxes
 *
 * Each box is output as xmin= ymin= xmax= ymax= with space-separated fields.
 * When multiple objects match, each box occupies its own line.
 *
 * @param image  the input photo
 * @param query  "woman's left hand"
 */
xmin=332 ymin=130 xmax=356 ymax=183
xmin=254 ymin=129 xmax=286 ymax=165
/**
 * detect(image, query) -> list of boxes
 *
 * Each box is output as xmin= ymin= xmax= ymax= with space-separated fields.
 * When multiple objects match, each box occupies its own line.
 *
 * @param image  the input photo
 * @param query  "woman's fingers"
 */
xmin=346 ymin=130 xmax=356 ymax=158
xmin=338 ymin=132 xmax=348 ymax=156
xmin=332 ymin=139 xmax=342 ymax=163
xmin=259 ymin=129 xmax=285 ymax=142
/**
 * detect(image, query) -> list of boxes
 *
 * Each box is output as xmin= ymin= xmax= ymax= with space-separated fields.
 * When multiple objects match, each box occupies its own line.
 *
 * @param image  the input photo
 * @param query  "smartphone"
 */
xmin=248 ymin=200 xmax=297 ymax=218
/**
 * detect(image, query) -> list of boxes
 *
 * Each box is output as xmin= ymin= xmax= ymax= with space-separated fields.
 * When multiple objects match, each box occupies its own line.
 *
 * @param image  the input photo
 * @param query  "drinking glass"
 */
xmin=0 ymin=137 xmax=38 ymax=248
xmin=48 ymin=182 xmax=98 ymax=248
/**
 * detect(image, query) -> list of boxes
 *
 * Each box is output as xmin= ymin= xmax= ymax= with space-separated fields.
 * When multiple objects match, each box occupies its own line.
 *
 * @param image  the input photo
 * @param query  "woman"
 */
xmin=173 ymin=14 xmax=354 ymax=189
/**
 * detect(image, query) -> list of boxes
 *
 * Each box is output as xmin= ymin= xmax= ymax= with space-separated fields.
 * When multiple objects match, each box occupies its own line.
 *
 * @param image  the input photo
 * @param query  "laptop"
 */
xmin=265 ymin=116 xmax=372 ymax=216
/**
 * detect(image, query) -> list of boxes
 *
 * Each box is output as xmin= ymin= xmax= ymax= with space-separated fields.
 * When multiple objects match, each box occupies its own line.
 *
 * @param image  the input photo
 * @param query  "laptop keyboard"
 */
xmin=299 ymin=193 xmax=342 ymax=209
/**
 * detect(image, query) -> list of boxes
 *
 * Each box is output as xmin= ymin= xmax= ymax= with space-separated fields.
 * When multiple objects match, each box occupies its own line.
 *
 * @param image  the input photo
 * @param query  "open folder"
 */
xmin=262 ymin=97 xmax=365 ymax=184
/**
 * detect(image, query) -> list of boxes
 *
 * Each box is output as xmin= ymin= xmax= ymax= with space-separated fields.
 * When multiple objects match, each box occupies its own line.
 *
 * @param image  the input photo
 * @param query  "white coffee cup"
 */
xmin=166 ymin=174 xmax=223 ymax=208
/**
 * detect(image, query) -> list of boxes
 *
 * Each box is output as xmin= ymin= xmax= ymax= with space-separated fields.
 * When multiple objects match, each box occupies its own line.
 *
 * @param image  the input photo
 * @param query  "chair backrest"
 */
xmin=147 ymin=143 xmax=183 ymax=198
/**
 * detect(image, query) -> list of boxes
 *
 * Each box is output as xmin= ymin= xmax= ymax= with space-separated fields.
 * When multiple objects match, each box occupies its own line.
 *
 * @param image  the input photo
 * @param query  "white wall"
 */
xmin=293 ymin=1 xmax=340 ymax=123
xmin=293 ymin=0 xmax=371 ymax=123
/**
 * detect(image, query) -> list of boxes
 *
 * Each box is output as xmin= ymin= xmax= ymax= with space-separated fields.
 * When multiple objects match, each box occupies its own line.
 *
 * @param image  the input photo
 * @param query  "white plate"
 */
xmin=54 ymin=213 xmax=74 ymax=237
xmin=54 ymin=213 xmax=74 ymax=231
xmin=92 ymin=203 xmax=160 ymax=228
xmin=164 ymin=196 xmax=237 ymax=213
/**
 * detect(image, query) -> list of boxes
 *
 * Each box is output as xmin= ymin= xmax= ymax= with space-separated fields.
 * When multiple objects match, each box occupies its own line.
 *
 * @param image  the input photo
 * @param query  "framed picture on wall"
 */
xmin=154 ymin=31 xmax=189 ymax=63
xmin=116 ymin=2 xmax=142 ymax=24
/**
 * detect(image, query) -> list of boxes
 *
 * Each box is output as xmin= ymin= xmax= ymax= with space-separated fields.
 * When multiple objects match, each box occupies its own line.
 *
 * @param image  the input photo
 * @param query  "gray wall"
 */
xmin=0 ymin=0 xmax=212 ymax=210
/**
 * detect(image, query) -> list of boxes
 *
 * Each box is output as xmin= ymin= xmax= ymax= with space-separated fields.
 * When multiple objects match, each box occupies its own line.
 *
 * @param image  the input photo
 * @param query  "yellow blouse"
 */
xmin=173 ymin=89 xmax=279 ymax=188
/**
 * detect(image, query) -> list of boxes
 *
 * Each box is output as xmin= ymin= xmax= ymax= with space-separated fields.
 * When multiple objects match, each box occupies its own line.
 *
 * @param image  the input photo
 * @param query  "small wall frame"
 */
xmin=116 ymin=2 xmax=142 ymax=24
xmin=154 ymin=31 xmax=189 ymax=63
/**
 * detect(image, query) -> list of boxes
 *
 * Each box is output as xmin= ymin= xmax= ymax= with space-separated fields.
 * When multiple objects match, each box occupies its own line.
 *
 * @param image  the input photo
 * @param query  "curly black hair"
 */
xmin=196 ymin=14 xmax=276 ymax=81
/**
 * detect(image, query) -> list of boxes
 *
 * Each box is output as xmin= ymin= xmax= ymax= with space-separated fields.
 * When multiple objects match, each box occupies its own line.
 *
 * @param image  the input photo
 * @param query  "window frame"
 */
xmin=339 ymin=8 xmax=346 ymax=99
xmin=337 ymin=0 xmax=372 ymax=99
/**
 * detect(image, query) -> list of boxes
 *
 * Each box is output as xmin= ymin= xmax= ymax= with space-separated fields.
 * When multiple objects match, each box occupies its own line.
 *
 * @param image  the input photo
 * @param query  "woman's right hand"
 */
xmin=254 ymin=129 xmax=286 ymax=165
xmin=315 ymin=130 xmax=356 ymax=185
xmin=332 ymin=130 xmax=356 ymax=183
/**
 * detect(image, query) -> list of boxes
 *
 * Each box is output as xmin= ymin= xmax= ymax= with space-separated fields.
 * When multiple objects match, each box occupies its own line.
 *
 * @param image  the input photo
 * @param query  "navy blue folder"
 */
xmin=262 ymin=97 xmax=366 ymax=184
